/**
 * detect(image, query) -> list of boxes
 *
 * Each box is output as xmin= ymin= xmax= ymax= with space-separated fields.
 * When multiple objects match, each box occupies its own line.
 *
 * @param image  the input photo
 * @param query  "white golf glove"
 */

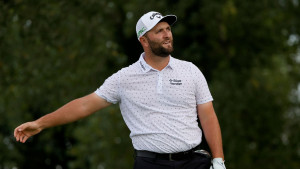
xmin=210 ymin=158 xmax=226 ymax=169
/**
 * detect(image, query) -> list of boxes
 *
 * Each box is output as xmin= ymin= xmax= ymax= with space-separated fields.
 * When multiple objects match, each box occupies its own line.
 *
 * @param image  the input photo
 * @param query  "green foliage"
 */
xmin=0 ymin=0 xmax=299 ymax=168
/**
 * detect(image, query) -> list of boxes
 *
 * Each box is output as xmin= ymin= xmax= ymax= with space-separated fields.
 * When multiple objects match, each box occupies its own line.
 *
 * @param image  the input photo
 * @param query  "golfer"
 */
xmin=14 ymin=11 xmax=226 ymax=169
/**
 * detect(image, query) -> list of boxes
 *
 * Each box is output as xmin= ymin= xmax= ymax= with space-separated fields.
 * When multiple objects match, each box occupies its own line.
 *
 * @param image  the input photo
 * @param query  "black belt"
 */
xmin=135 ymin=148 xmax=196 ymax=161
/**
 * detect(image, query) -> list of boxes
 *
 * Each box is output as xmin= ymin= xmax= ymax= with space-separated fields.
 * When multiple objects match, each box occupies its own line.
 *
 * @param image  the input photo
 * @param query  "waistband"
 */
xmin=134 ymin=147 xmax=198 ymax=161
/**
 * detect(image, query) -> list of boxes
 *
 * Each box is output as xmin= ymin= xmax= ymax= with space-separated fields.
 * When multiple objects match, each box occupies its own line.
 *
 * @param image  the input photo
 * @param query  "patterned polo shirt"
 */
xmin=95 ymin=52 xmax=213 ymax=153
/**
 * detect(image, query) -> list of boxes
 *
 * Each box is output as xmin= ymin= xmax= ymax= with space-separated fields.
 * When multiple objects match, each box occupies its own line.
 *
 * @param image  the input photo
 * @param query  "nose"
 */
xmin=163 ymin=29 xmax=172 ymax=39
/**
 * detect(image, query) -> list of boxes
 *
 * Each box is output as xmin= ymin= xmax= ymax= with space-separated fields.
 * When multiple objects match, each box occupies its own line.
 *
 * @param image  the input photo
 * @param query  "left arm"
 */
xmin=197 ymin=101 xmax=224 ymax=160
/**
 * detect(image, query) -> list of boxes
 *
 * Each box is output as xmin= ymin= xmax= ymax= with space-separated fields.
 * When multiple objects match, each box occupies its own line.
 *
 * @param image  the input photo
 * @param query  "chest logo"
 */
xmin=169 ymin=79 xmax=182 ymax=85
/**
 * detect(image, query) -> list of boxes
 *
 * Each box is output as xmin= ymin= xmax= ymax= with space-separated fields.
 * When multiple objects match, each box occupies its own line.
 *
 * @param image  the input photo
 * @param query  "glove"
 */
xmin=210 ymin=158 xmax=226 ymax=169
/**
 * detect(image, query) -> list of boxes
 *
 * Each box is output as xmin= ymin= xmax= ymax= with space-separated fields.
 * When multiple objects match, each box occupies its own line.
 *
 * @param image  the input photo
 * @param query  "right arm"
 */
xmin=14 ymin=93 xmax=111 ymax=143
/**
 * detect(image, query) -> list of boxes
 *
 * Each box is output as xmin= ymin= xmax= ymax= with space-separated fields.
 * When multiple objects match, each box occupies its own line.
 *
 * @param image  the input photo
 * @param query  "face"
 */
xmin=144 ymin=22 xmax=174 ymax=57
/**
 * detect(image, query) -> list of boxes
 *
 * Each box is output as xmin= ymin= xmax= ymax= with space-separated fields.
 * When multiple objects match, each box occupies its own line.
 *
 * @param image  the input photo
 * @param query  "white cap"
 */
xmin=136 ymin=11 xmax=177 ymax=41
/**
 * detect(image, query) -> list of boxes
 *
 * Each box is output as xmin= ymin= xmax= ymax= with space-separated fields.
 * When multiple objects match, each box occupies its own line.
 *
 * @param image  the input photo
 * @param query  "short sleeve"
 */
xmin=190 ymin=64 xmax=213 ymax=104
xmin=94 ymin=71 xmax=121 ymax=104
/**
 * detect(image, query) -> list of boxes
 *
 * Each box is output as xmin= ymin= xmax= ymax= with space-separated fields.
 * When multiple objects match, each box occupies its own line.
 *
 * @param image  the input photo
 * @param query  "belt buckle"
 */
xmin=169 ymin=154 xmax=174 ymax=161
xmin=194 ymin=149 xmax=211 ymax=158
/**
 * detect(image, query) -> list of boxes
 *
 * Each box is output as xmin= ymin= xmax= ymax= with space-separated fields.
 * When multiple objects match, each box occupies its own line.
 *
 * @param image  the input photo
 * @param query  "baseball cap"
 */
xmin=136 ymin=11 xmax=177 ymax=41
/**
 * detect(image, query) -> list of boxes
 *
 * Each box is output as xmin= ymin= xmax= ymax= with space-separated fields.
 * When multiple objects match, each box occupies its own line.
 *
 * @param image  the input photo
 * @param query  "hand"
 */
xmin=14 ymin=121 xmax=42 ymax=143
xmin=210 ymin=158 xmax=226 ymax=169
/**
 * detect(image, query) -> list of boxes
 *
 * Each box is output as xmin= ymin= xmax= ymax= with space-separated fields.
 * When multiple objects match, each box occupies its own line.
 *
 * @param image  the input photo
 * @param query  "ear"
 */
xmin=140 ymin=36 xmax=148 ymax=47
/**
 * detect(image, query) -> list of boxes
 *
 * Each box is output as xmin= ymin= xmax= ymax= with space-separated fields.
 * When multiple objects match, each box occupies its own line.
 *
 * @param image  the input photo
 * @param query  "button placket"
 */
xmin=157 ymin=72 xmax=163 ymax=94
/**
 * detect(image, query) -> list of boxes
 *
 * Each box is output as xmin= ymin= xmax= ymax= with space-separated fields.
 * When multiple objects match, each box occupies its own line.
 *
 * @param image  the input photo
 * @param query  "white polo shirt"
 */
xmin=95 ymin=52 xmax=213 ymax=153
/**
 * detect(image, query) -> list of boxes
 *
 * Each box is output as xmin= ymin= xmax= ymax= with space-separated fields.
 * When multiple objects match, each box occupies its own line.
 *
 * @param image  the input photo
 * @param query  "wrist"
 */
xmin=34 ymin=119 xmax=45 ymax=131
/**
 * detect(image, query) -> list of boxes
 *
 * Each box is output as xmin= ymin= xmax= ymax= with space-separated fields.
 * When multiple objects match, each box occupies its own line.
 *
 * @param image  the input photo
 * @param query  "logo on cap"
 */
xmin=150 ymin=12 xmax=162 ymax=20
xmin=137 ymin=27 xmax=146 ymax=38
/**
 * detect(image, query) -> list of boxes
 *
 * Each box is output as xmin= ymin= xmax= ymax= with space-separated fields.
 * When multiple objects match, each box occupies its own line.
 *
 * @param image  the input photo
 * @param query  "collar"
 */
xmin=138 ymin=52 xmax=174 ymax=73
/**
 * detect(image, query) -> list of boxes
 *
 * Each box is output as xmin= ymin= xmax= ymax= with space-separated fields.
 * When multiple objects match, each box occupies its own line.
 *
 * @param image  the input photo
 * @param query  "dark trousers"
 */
xmin=133 ymin=153 xmax=211 ymax=169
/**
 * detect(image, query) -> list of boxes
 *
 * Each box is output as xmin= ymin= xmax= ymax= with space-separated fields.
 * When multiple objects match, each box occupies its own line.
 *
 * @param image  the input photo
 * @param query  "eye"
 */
xmin=157 ymin=29 xmax=163 ymax=33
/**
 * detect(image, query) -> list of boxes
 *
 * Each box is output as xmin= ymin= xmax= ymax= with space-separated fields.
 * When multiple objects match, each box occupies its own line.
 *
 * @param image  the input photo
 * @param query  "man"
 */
xmin=14 ymin=11 xmax=226 ymax=169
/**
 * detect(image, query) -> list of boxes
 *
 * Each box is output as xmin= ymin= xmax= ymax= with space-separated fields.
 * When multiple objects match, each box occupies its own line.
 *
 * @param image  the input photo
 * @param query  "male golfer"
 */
xmin=14 ymin=11 xmax=226 ymax=169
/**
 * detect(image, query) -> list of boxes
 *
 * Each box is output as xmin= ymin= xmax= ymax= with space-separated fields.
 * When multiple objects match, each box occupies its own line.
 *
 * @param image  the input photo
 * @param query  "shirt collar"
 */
xmin=138 ymin=52 xmax=174 ymax=73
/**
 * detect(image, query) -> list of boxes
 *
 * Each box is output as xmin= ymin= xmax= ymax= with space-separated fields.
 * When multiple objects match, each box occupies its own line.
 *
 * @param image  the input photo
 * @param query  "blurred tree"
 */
xmin=0 ymin=0 xmax=129 ymax=168
xmin=0 ymin=0 xmax=299 ymax=169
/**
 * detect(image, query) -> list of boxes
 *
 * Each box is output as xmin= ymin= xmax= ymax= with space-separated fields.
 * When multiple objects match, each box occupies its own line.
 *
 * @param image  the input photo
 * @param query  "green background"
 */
xmin=1 ymin=0 xmax=299 ymax=168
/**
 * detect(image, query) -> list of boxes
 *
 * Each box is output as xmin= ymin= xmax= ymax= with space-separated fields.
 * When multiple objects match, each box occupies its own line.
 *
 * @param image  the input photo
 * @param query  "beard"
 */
xmin=146 ymin=36 xmax=174 ymax=57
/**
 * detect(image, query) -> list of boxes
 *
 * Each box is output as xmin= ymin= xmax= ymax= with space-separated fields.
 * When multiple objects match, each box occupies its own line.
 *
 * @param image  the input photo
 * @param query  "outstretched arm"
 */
xmin=197 ymin=101 xmax=224 ymax=160
xmin=14 ymin=93 xmax=111 ymax=143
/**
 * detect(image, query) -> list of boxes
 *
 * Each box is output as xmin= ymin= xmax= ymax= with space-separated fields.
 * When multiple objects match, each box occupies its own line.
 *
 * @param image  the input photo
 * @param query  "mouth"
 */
xmin=163 ymin=40 xmax=171 ymax=45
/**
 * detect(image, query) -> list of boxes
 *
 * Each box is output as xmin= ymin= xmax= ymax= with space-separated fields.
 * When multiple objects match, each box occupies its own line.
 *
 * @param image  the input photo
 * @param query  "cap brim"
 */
xmin=160 ymin=15 xmax=177 ymax=26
